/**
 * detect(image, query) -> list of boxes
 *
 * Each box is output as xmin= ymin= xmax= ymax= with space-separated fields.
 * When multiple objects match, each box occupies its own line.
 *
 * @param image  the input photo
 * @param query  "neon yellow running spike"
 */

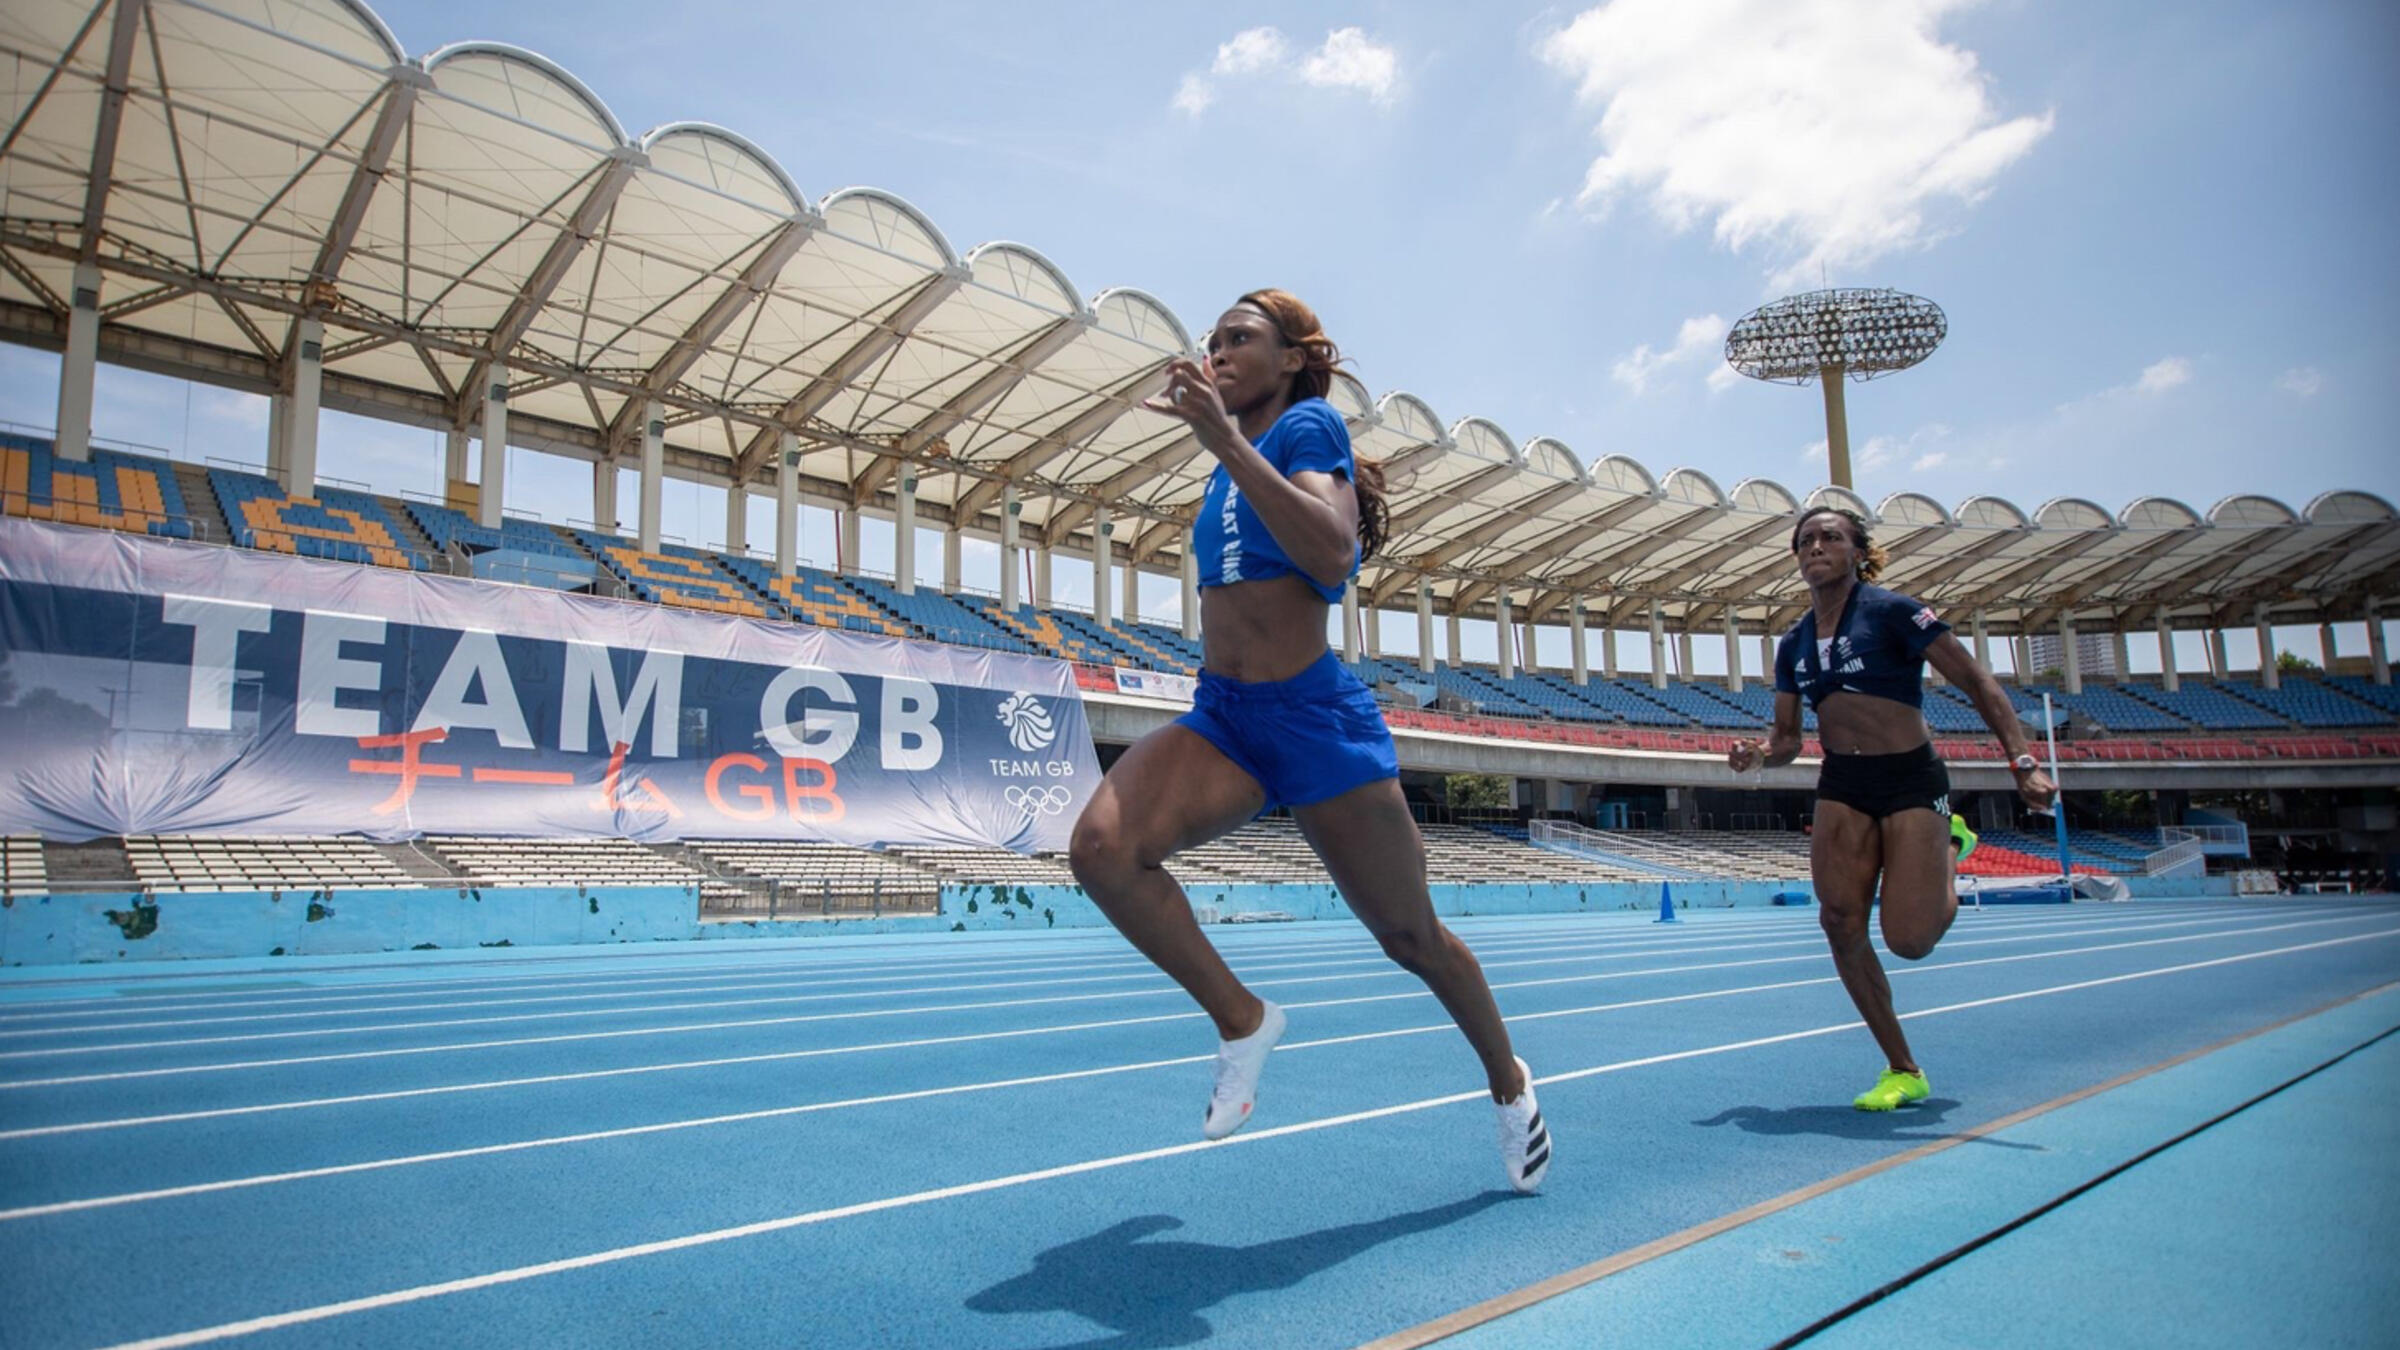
xmin=1854 ymin=1068 xmax=1931 ymax=1112
xmin=1950 ymin=814 xmax=1978 ymax=862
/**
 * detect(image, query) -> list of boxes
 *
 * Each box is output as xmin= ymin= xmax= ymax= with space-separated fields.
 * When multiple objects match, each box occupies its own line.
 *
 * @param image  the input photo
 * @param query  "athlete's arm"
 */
xmin=1729 ymin=692 xmax=1806 ymax=772
xmin=1147 ymin=358 xmax=1358 ymax=588
xmin=1926 ymin=633 xmax=2056 ymax=809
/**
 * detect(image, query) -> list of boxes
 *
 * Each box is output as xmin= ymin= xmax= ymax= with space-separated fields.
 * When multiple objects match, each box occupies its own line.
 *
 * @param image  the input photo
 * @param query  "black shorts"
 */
xmin=1816 ymin=743 xmax=1951 ymax=820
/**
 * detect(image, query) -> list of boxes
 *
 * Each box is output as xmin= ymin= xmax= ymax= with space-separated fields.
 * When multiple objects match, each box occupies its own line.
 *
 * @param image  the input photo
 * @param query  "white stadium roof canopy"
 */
xmin=2 ymin=0 xmax=2395 ymax=637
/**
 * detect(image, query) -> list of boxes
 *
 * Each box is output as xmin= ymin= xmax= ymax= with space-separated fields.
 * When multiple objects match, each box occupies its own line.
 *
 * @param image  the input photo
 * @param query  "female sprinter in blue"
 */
xmin=1727 ymin=507 xmax=2055 ymax=1111
xmin=1068 ymin=290 xmax=1549 ymax=1193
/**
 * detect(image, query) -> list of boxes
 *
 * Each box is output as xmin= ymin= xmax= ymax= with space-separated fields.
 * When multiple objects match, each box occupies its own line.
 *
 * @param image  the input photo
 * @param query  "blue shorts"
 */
xmin=1173 ymin=651 xmax=1400 ymax=812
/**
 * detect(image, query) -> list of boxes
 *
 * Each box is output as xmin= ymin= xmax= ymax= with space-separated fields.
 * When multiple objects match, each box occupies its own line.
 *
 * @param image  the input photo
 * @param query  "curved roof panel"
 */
xmin=1 ymin=0 xmax=2389 ymax=634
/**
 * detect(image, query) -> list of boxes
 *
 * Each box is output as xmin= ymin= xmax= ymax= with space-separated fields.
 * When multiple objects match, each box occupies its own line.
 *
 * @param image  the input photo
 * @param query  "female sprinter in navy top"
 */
xmin=1068 ymin=291 xmax=1550 ymax=1192
xmin=1727 ymin=507 xmax=2055 ymax=1110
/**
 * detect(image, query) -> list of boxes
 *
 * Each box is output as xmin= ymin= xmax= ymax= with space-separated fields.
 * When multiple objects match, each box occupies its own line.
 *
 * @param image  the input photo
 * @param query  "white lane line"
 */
xmin=84 ymin=925 xmax=2400 ymax=1350
xmin=4 ymin=908 xmax=2378 ymax=1190
xmin=0 ymin=903 xmax=2230 ymax=1021
xmin=0 ymin=926 xmax=1823 ymax=1043
xmin=0 ymin=911 xmax=2326 ymax=1090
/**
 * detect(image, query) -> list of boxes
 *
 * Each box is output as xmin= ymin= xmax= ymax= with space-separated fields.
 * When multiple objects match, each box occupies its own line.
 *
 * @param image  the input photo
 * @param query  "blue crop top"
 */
xmin=1192 ymin=397 xmax=1358 ymax=603
xmin=1774 ymin=582 xmax=1950 ymax=710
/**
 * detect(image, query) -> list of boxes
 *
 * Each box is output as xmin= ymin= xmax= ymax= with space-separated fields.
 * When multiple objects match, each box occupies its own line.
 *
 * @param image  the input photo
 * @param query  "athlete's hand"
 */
xmin=1726 ymin=738 xmax=1765 ymax=773
xmin=1142 ymin=358 xmax=1235 ymax=444
xmin=2014 ymin=765 xmax=2056 ymax=812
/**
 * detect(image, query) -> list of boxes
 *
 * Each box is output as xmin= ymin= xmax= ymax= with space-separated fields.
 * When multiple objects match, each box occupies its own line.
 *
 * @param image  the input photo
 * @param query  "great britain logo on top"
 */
xmin=997 ymin=691 xmax=1057 ymax=753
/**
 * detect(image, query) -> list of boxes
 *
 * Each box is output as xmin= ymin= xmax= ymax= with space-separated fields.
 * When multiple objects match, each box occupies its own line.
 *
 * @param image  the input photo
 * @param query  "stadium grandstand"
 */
xmin=0 ymin=0 xmax=2395 ymax=942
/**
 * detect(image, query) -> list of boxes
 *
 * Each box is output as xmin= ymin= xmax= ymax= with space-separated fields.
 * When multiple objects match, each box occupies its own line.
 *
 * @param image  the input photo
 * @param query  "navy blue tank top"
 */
xmin=1192 ymin=398 xmax=1357 ymax=603
xmin=1774 ymin=582 xmax=1950 ymax=710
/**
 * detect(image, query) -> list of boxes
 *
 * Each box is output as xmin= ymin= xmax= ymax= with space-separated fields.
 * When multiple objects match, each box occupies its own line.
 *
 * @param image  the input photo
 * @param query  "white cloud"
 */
xmin=1538 ymin=0 xmax=2053 ymax=285
xmin=1705 ymin=363 xmax=1743 ymax=394
xmin=1174 ymin=25 xmax=1399 ymax=117
xmin=1171 ymin=74 xmax=1213 ymax=117
xmin=2276 ymin=366 xmax=2324 ymax=397
xmin=1912 ymin=450 xmax=1949 ymax=472
xmin=1213 ymin=26 xmax=1288 ymax=76
xmin=2135 ymin=356 xmax=2191 ymax=395
xmin=1300 ymin=27 xmax=1399 ymax=103
xmin=1610 ymin=312 xmax=1725 ymax=394
xmin=1802 ymin=439 xmax=1827 ymax=464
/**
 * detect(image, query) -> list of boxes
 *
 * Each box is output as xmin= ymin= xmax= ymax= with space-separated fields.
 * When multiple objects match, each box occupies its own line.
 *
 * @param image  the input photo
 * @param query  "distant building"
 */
xmin=2028 ymin=631 xmax=2118 ymax=679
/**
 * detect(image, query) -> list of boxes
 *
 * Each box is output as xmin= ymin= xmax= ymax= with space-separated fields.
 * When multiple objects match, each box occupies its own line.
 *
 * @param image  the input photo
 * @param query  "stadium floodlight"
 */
xmin=1725 ymin=288 xmax=1946 ymax=491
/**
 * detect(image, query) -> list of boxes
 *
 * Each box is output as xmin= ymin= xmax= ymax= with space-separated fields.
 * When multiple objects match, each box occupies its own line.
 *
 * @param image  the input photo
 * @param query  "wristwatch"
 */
xmin=2011 ymin=753 xmax=2040 ymax=774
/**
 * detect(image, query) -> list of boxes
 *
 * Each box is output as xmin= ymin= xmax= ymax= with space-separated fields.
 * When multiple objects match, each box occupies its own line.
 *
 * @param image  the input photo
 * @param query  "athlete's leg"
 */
xmin=1292 ymin=778 xmax=1524 ymax=1102
xmin=1876 ymin=807 xmax=1961 ymax=961
xmin=1068 ymin=725 xmax=1269 ymax=1039
xmin=1811 ymin=799 xmax=1922 ymax=1075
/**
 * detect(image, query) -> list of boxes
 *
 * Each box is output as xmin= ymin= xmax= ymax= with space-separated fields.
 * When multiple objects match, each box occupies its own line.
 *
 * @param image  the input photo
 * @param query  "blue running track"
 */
xmin=0 ymin=899 xmax=2393 ymax=1348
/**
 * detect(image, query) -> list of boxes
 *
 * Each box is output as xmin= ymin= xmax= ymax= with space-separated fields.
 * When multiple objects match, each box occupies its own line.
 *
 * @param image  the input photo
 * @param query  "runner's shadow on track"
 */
xmin=1692 ymin=1099 xmax=2042 ymax=1151
xmin=963 ymin=1191 xmax=1514 ymax=1349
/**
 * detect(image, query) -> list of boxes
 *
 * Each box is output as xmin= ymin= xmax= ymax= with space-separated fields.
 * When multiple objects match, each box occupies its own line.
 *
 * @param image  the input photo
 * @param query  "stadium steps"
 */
xmin=40 ymin=838 xmax=132 ymax=891
xmin=374 ymin=495 xmax=442 ymax=560
xmin=374 ymin=840 xmax=464 ymax=883
xmin=169 ymin=461 xmax=229 ymax=542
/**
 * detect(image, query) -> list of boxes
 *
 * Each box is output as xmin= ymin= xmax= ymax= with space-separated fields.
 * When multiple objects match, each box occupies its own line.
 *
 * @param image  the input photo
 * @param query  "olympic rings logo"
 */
xmin=1005 ymin=784 xmax=1074 ymax=817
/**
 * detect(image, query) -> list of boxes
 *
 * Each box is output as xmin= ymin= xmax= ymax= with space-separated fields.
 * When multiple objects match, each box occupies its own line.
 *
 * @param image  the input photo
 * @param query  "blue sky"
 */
xmin=5 ymin=0 xmax=2394 ymax=669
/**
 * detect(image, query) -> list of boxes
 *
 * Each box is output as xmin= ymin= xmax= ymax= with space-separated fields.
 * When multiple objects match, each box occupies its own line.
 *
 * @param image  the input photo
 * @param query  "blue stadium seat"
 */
xmin=2217 ymin=677 xmax=2392 ymax=728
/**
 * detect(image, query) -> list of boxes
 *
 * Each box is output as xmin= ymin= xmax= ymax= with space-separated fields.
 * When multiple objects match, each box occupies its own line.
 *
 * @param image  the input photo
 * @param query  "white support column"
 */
xmin=2369 ymin=598 xmax=2391 ymax=686
xmin=285 ymin=317 xmax=323 ymax=496
xmin=1121 ymin=552 xmax=1140 ymax=625
xmin=1341 ymin=586 xmax=1360 ymax=664
xmin=2208 ymin=629 xmax=2228 ymax=679
xmin=2256 ymin=605 xmax=2279 ymax=690
xmin=1971 ymin=611 xmax=1991 ymax=673
xmin=893 ymin=469 xmax=917 ymax=594
xmin=1495 ymin=590 xmax=1514 ymax=680
xmin=1568 ymin=598 xmax=1589 ymax=686
xmin=1091 ymin=508 xmax=1112 ymax=629
xmin=445 ymin=427 xmax=470 ymax=493
xmin=637 ymin=400 xmax=664 ymax=553
xmin=2014 ymin=635 xmax=2033 ymax=685
xmin=54 ymin=264 xmax=102 ymax=462
xmin=2111 ymin=628 xmax=2132 ymax=685
xmin=1760 ymin=633 xmax=1775 ymax=686
xmin=838 ymin=510 xmax=860 ymax=577
xmin=1446 ymin=612 xmax=1462 ymax=669
xmin=477 ymin=373 xmax=508 ymax=530
xmin=1648 ymin=600 xmax=1668 ymax=691
xmin=1604 ymin=623 xmax=1620 ymax=681
xmin=1416 ymin=581 xmax=1435 ymax=674
xmin=592 ymin=458 xmax=617 ymax=535
xmin=944 ymin=529 xmax=963 ymax=595
xmin=2060 ymin=615 xmax=2083 ymax=695
xmin=1033 ymin=547 xmax=1052 ymax=609
xmin=1521 ymin=618 xmax=1540 ymax=675
xmin=724 ymin=481 xmax=748 ymax=555
xmin=1179 ymin=530 xmax=1198 ymax=638
xmin=1676 ymin=631 xmax=1694 ymax=682
xmin=266 ymin=395 xmax=289 ymax=482
xmin=2319 ymin=622 xmax=2338 ymax=673
xmin=2157 ymin=614 xmax=2181 ymax=693
xmin=1365 ymin=604 xmax=1382 ymax=659
xmin=1725 ymin=612 xmax=1744 ymax=693
xmin=774 ymin=431 xmax=797 ymax=578
xmin=999 ymin=488 xmax=1021 ymax=610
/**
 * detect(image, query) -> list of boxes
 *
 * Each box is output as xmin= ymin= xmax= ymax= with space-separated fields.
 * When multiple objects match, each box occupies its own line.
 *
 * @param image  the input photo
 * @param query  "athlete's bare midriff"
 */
xmin=1814 ymin=689 xmax=1934 ymax=757
xmin=1199 ymin=575 xmax=1332 ymax=683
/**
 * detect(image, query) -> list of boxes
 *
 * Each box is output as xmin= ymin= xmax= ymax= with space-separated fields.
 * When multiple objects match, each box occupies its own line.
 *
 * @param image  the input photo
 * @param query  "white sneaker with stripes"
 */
xmin=1202 ymin=1000 xmax=1285 ymax=1141
xmin=1496 ymin=1056 xmax=1551 ymax=1193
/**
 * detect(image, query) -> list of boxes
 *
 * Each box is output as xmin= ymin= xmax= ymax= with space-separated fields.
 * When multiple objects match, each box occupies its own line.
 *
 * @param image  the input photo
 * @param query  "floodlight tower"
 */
xmin=1725 ymin=288 xmax=1946 ymax=491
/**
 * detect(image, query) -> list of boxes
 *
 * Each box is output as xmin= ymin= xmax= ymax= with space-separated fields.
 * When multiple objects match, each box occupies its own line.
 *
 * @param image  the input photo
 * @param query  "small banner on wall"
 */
xmin=0 ymin=519 xmax=1100 ymax=848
